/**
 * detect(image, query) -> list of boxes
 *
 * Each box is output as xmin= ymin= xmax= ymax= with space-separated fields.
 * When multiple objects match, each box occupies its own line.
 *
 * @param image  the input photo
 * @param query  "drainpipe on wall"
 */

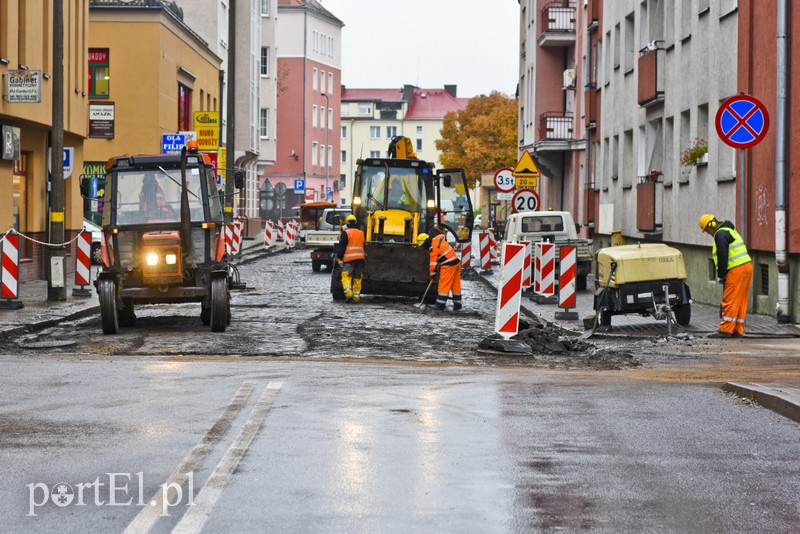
xmin=775 ymin=0 xmax=791 ymax=323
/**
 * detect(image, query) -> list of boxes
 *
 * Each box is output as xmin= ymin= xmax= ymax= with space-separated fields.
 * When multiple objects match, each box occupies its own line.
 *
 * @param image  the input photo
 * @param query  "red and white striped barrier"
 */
xmin=0 ymin=233 xmax=23 ymax=309
xmin=233 ymin=218 xmax=243 ymax=254
xmin=284 ymin=220 xmax=296 ymax=249
xmin=534 ymin=241 xmax=555 ymax=297
xmin=494 ymin=242 xmax=525 ymax=339
xmin=276 ymin=219 xmax=285 ymax=242
xmin=264 ymin=220 xmax=274 ymax=248
xmin=73 ymin=231 xmax=93 ymax=297
xmin=225 ymin=224 xmax=234 ymax=255
xmin=460 ymin=240 xmax=471 ymax=269
xmin=555 ymin=245 xmax=579 ymax=320
xmin=520 ymin=241 xmax=532 ymax=289
xmin=488 ymin=228 xmax=498 ymax=264
xmin=479 ymin=232 xmax=492 ymax=273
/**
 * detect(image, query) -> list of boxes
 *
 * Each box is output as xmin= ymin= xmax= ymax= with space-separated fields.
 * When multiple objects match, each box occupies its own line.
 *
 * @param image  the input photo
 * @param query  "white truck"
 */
xmin=305 ymin=207 xmax=350 ymax=272
xmin=501 ymin=210 xmax=592 ymax=291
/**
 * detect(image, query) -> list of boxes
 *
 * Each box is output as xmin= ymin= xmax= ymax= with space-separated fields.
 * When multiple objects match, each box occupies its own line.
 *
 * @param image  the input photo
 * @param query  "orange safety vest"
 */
xmin=429 ymin=234 xmax=457 ymax=274
xmin=343 ymin=227 xmax=365 ymax=262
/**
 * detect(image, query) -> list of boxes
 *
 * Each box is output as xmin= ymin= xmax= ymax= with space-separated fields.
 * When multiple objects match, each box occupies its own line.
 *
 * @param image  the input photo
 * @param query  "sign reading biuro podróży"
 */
xmin=193 ymin=111 xmax=220 ymax=150
xmin=6 ymin=70 xmax=42 ymax=103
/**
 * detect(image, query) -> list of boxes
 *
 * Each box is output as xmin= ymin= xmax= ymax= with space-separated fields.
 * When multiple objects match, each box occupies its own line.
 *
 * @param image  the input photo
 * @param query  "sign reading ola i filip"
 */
xmin=193 ymin=111 xmax=220 ymax=150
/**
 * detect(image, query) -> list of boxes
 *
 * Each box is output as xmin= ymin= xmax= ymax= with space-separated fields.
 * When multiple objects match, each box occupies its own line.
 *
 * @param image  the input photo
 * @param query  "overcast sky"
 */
xmin=319 ymin=0 xmax=520 ymax=98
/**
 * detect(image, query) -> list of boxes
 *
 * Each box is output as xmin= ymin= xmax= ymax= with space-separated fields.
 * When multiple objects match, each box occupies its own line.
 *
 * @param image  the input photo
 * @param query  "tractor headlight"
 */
xmin=165 ymin=253 xmax=177 ymax=265
xmin=146 ymin=253 xmax=159 ymax=266
xmin=427 ymin=199 xmax=436 ymax=209
xmin=353 ymin=196 xmax=362 ymax=206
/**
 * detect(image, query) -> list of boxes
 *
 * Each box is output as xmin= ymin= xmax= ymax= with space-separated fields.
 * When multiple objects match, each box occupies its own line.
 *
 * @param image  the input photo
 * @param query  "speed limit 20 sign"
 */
xmin=512 ymin=188 xmax=540 ymax=213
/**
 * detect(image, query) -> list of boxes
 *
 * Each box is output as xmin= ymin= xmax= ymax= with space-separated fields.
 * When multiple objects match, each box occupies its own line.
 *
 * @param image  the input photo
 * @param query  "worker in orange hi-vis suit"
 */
xmin=417 ymin=231 xmax=462 ymax=311
xmin=699 ymin=214 xmax=753 ymax=338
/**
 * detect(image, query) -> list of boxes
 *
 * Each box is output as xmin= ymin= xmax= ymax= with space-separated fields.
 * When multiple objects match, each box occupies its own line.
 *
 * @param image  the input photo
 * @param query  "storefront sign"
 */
xmin=193 ymin=111 xmax=220 ymax=150
xmin=1 ymin=125 xmax=21 ymax=160
xmin=6 ymin=70 xmax=41 ymax=103
xmin=89 ymin=102 xmax=115 ymax=139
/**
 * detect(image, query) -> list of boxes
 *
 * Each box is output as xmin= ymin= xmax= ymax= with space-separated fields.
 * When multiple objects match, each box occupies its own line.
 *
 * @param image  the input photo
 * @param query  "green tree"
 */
xmin=436 ymin=92 xmax=518 ymax=188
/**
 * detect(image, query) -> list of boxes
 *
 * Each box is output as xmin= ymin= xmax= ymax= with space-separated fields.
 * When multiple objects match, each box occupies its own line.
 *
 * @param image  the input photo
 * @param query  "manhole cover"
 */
xmin=16 ymin=340 xmax=77 ymax=349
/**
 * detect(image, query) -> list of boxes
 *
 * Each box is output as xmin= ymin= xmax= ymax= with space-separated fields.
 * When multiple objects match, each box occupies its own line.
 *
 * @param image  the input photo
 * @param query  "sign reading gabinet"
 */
xmin=193 ymin=111 xmax=219 ymax=150
xmin=6 ymin=69 xmax=42 ymax=103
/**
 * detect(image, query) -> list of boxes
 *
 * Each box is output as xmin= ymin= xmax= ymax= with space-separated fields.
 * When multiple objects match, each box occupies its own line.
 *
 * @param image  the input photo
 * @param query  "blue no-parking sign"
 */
xmin=715 ymin=95 xmax=769 ymax=149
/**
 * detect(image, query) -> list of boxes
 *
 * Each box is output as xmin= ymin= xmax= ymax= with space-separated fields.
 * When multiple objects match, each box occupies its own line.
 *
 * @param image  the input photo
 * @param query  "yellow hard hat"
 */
xmin=417 ymin=233 xmax=430 ymax=246
xmin=698 ymin=213 xmax=716 ymax=232
xmin=345 ymin=215 xmax=357 ymax=223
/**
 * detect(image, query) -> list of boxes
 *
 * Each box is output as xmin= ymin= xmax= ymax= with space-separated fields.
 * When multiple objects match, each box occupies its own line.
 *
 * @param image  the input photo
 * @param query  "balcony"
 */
xmin=637 ymin=43 xmax=665 ymax=107
xmin=535 ymin=111 xmax=575 ymax=153
xmin=584 ymin=83 xmax=599 ymax=130
xmin=636 ymin=173 xmax=663 ymax=233
xmin=538 ymin=1 xmax=576 ymax=48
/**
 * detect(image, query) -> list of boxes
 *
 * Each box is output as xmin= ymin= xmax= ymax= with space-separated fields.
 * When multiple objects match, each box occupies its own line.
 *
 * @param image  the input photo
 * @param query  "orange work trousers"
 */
xmin=436 ymin=263 xmax=462 ymax=305
xmin=719 ymin=261 xmax=753 ymax=335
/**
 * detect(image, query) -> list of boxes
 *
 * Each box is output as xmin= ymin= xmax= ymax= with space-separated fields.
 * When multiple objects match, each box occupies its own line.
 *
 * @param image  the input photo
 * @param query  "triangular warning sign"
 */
xmin=513 ymin=150 xmax=540 ymax=177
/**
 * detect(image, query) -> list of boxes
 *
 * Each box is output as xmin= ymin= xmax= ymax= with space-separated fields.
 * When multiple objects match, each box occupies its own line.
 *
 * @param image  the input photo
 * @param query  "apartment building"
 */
xmin=0 ymin=1 xmax=90 ymax=282
xmin=263 ymin=0 xmax=343 ymax=220
xmin=340 ymin=85 xmax=468 ymax=206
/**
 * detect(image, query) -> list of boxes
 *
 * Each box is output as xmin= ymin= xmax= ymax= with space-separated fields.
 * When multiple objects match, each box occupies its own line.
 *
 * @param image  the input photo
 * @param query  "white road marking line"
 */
xmin=123 ymin=380 xmax=256 ymax=534
xmin=172 ymin=381 xmax=283 ymax=534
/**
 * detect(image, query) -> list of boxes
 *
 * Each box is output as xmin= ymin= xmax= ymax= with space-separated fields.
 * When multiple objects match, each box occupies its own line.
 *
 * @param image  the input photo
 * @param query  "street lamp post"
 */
xmin=323 ymin=92 xmax=330 ymax=202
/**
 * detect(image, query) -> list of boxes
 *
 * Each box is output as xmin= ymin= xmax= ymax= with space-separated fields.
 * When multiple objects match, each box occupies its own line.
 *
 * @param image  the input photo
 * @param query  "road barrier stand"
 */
xmin=233 ymin=218 xmax=243 ymax=254
xmin=0 ymin=233 xmax=24 ymax=309
xmin=520 ymin=241 xmax=532 ymax=291
xmin=488 ymin=228 xmax=498 ymax=264
xmin=479 ymin=232 xmax=492 ymax=274
xmin=555 ymin=245 xmax=579 ymax=320
xmin=264 ymin=220 xmax=274 ymax=248
xmin=224 ymin=224 xmax=234 ymax=255
xmin=533 ymin=241 xmax=556 ymax=304
xmin=460 ymin=240 xmax=471 ymax=269
xmin=276 ymin=218 xmax=285 ymax=243
xmin=495 ymin=242 xmax=525 ymax=339
xmin=72 ymin=231 xmax=93 ymax=298
xmin=284 ymin=220 xmax=295 ymax=249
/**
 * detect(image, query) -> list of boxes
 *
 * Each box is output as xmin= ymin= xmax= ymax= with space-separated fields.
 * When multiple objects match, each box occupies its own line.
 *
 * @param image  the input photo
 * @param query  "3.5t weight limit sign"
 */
xmin=493 ymin=167 xmax=515 ymax=192
xmin=512 ymin=188 xmax=539 ymax=213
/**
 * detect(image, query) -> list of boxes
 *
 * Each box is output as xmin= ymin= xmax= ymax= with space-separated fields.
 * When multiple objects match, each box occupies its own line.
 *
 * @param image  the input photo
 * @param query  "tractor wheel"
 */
xmin=200 ymin=305 xmax=211 ymax=326
xmin=210 ymin=277 xmax=229 ymax=332
xmin=312 ymin=259 xmax=322 ymax=272
xmin=598 ymin=307 xmax=612 ymax=327
xmin=673 ymin=303 xmax=691 ymax=326
xmin=91 ymin=243 xmax=102 ymax=265
xmin=98 ymin=279 xmax=119 ymax=335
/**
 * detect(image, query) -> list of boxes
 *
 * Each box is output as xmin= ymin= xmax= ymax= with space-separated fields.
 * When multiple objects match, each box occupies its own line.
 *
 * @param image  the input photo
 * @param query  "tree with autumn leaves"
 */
xmin=436 ymin=91 xmax=517 ymax=189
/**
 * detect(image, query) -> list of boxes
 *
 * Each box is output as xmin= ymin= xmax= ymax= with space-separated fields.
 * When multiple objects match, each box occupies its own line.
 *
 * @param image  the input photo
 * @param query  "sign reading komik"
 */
xmin=7 ymin=70 xmax=42 ymax=103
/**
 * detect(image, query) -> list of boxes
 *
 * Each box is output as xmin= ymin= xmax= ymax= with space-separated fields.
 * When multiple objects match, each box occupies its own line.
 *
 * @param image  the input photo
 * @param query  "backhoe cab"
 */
xmin=331 ymin=136 xmax=474 ymax=300
xmin=79 ymin=142 xmax=239 ymax=334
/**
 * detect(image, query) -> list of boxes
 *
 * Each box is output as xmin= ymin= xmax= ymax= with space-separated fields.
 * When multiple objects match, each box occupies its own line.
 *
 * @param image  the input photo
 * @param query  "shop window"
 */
xmin=12 ymin=154 xmax=28 ymax=258
xmin=88 ymin=48 xmax=110 ymax=98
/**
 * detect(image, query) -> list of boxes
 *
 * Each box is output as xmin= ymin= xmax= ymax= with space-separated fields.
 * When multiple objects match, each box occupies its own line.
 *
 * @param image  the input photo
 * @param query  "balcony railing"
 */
xmin=637 ymin=43 xmax=665 ymax=107
xmin=538 ymin=1 xmax=576 ymax=47
xmin=636 ymin=175 xmax=662 ymax=232
xmin=584 ymin=84 xmax=599 ymax=130
xmin=539 ymin=111 xmax=574 ymax=141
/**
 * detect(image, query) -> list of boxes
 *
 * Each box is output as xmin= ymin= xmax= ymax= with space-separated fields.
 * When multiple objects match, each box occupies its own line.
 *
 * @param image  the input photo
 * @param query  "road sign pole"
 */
xmin=739 ymin=149 xmax=746 ymax=240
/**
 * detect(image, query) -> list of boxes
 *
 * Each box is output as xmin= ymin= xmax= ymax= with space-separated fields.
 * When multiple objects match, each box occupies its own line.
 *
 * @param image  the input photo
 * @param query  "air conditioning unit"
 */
xmin=563 ymin=69 xmax=576 ymax=90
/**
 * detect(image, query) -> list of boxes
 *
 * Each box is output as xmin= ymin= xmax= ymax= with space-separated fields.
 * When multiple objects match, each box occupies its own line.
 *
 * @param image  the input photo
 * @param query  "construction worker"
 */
xmin=699 ymin=213 xmax=753 ymax=338
xmin=417 ymin=231 xmax=462 ymax=311
xmin=337 ymin=215 xmax=365 ymax=303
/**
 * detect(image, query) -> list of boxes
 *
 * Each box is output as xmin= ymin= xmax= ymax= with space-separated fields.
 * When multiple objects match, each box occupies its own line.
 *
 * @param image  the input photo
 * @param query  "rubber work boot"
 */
xmin=352 ymin=294 xmax=361 ymax=303
xmin=453 ymin=303 xmax=462 ymax=311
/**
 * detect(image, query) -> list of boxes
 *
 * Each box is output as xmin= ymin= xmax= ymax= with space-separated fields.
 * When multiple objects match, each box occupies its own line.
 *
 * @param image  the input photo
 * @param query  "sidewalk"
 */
xmin=477 ymin=264 xmax=800 ymax=424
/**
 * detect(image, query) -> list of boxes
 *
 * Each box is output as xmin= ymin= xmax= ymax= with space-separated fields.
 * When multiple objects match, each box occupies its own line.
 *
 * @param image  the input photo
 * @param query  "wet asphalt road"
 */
xmin=0 ymin=250 xmax=799 ymax=531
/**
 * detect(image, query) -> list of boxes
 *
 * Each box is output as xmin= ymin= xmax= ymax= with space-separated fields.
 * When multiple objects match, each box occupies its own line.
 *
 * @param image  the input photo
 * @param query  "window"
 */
xmin=416 ymin=125 xmax=423 ymax=134
xmin=604 ymin=30 xmax=611 ymax=84
xmin=386 ymin=126 xmax=397 ymax=138
xmin=369 ymin=150 xmax=381 ymax=158
xmin=320 ymin=107 xmax=325 ymax=129
xmin=312 ymin=68 xmax=318 ymax=90
xmin=312 ymin=142 xmax=318 ymax=165
xmin=320 ymin=144 xmax=325 ymax=168
xmin=260 ymin=47 xmax=270 ymax=77
xmin=664 ymin=117 xmax=674 ymax=185
xmin=416 ymin=138 xmax=423 ymax=151
xmin=12 ymin=154 xmax=28 ymax=258
xmin=681 ymin=0 xmax=692 ymax=41
xmin=613 ymin=24 xmax=620 ymax=68
xmin=88 ymin=48 xmax=110 ymax=98
xmin=341 ymin=125 xmax=347 ymax=139
xmin=328 ymin=72 xmax=333 ymax=93
xmin=720 ymin=0 xmax=738 ymax=17
xmin=358 ymin=104 xmax=372 ymax=115
xmin=341 ymin=150 xmax=347 ymax=163
xmin=178 ymin=83 xmax=192 ymax=131
xmin=699 ymin=0 xmax=710 ymax=14
xmin=624 ymin=13 xmax=635 ymax=72
xmin=327 ymin=108 xmax=333 ymax=130
xmin=219 ymin=1 xmax=228 ymax=47
xmin=312 ymin=105 xmax=318 ymax=128
xmin=260 ymin=0 xmax=269 ymax=16
xmin=341 ymin=103 xmax=349 ymax=115
xmin=260 ymin=108 xmax=269 ymax=138
xmin=327 ymin=145 xmax=332 ymax=168
xmin=622 ymin=129 xmax=634 ymax=188
xmin=369 ymin=126 xmax=380 ymax=139
xmin=320 ymin=70 xmax=326 ymax=94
